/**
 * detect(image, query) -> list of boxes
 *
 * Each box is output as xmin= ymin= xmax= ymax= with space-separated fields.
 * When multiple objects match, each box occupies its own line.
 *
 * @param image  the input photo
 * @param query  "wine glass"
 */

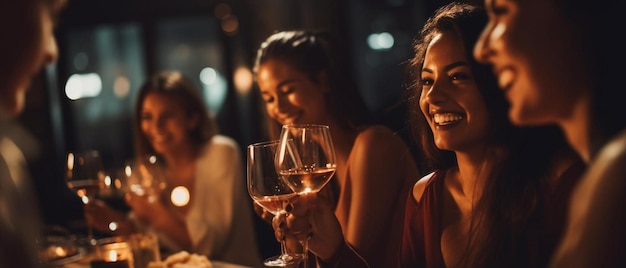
xmin=124 ymin=155 xmax=166 ymax=197
xmin=275 ymin=124 xmax=337 ymax=268
xmin=65 ymin=150 xmax=106 ymax=245
xmin=98 ymin=166 xmax=133 ymax=232
xmin=248 ymin=141 xmax=302 ymax=267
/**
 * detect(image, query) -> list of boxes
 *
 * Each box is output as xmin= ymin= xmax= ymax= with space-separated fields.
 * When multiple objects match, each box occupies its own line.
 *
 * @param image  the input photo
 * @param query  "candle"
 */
xmin=91 ymin=238 xmax=134 ymax=268
xmin=90 ymin=259 xmax=131 ymax=268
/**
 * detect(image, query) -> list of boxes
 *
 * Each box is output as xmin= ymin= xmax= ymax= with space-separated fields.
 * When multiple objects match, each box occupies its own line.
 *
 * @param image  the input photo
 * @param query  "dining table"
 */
xmin=40 ymin=228 xmax=256 ymax=268
xmin=58 ymin=254 xmax=254 ymax=268
xmin=42 ymin=239 xmax=254 ymax=268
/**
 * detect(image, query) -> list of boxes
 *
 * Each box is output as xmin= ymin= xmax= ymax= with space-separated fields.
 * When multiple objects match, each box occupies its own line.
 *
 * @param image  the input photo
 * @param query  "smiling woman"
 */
xmin=401 ymin=3 xmax=585 ymax=267
xmin=472 ymin=0 xmax=626 ymax=266
xmin=253 ymin=30 xmax=421 ymax=267
xmin=83 ymin=71 xmax=262 ymax=267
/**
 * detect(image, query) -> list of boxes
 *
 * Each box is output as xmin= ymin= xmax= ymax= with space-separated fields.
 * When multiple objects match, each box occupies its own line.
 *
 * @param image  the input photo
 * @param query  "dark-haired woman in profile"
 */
xmin=254 ymin=30 xmax=421 ymax=267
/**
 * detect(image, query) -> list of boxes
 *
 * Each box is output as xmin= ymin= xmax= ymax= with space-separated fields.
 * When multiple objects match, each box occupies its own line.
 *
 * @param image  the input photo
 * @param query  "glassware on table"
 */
xmin=90 ymin=236 xmax=135 ymax=268
xmin=65 ymin=150 xmax=106 ymax=245
xmin=128 ymin=232 xmax=161 ymax=268
xmin=275 ymin=124 xmax=337 ymax=268
xmin=124 ymin=155 xmax=167 ymax=203
xmin=248 ymin=141 xmax=302 ymax=267
xmin=99 ymin=166 xmax=133 ymax=214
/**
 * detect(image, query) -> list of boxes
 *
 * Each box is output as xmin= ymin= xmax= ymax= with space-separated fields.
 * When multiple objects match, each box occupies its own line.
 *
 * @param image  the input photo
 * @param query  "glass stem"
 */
xmin=300 ymin=238 xmax=309 ymax=268
xmin=87 ymin=224 xmax=96 ymax=245
xmin=280 ymin=240 xmax=287 ymax=255
xmin=84 ymin=199 xmax=96 ymax=246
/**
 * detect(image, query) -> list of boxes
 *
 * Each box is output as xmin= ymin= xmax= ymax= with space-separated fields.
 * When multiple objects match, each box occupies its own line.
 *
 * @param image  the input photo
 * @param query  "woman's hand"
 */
xmin=253 ymin=201 xmax=274 ymax=224
xmin=125 ymin=192 xmax=166 ymax=224
xmin=272 ymin=193 xmax=345 ymax=262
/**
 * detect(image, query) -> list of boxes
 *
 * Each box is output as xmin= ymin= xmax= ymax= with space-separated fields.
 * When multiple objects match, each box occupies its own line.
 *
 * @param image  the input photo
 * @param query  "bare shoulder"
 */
xmin=412 ymin=172 xmax=436 ymax=204
xmin=347 ymin=125 xmax=419 ymax=187
xmin=351 ymin=125 xmax=417 ymax=167
xmin=590 ymin=131 xmax=626 ymax=183
xmin=353 ymin=125 xmax=410 ymax=152
xmin=570 ymin=131 xmax=626 ymax=214
xmin=356 ymin=125 xmax=400 ymax=141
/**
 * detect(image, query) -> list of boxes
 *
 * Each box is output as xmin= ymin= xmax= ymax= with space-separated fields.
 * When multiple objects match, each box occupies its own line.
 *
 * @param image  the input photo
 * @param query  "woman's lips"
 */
xmin=433 ymin=112 xmax=464 ymax=126
xmin=278 ymin=113 xmax=301 ymax=125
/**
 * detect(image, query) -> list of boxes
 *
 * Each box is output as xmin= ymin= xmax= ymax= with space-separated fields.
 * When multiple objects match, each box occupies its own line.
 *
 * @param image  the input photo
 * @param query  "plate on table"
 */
xmin=39 ymin=235 xmax=88 ymax=267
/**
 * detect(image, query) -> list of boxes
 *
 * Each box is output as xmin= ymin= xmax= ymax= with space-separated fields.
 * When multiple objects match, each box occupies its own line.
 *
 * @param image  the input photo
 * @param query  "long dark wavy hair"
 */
xmin=133 ymin=71 xmax=218 ymax=160
xmin=253 ymin=30 xmax=373 ymax=139
xmin=405 ymin=2 xmax=580 ymax=266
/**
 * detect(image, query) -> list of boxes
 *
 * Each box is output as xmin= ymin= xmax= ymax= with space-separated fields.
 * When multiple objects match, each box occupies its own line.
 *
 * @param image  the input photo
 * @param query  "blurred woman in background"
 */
xmin=85 ymin=71 xmax=261 ymax=267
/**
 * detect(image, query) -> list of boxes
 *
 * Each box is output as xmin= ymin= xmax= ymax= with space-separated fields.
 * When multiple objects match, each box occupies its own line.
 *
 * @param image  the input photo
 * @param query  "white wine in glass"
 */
xmin=276 ymin=124 xmax=337 ymax=194
xmin=275 ymin=124 xmax=337 ymax=268
xmin=248 ymin=141 xmax=302 ymax=267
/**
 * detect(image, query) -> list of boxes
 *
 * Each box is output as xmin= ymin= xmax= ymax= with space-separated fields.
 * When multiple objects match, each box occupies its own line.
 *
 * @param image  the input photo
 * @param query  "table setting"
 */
xmin=39 ymin=232 xmax=253 ymax=268
xmin=45 ymin=150 xmax=254 ymax=268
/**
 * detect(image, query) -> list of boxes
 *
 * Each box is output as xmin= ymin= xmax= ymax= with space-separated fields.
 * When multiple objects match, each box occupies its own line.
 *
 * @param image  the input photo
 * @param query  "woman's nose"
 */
xmin=154 ymin=117 xmax=166 ymax=129
xmin=43 ymin=33 xmax=59 ymax=65
xmin=473 ymin=25 xmax=494 ymax=64
xmin=273 ymin=95 xmax=292 ymax=113
xmin=423 ymin=81 xmax=448 ymax=105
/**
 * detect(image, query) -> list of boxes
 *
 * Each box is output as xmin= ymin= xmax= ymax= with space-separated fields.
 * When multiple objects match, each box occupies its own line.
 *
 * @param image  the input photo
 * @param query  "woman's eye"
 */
xmin=489 ymin=0 xmax=510 ymax=16
xmin=162 ymin=111 xmax=177 ymax=119
xmin=262 ymin=96 xmax=274 ymax=103
xmin=420 ymin=78 xmax=433 ymax=86
xmin=491 ymin=5 xmax=508 ymax=16
xmin=450 ymin=72 xmax=471 ymax=81
xmin=281 ymin=86 xmax=295 ymax=95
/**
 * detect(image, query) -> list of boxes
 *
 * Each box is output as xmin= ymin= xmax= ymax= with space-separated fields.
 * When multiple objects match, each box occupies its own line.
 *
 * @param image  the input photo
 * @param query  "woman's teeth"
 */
xmin=498 ymin=69 xmax=514 ymax=90
xmin=434 ymin=113 xmax=463 ymax=125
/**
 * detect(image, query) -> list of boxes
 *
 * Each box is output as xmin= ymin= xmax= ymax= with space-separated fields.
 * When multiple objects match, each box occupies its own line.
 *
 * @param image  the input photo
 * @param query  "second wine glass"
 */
xmin=275 ymin=124 xmax=337 ymax=268
xmin=125 ymin=155 xmax=167 ymax=202
xmin=248 ymin=141 xmax=302 ymax=267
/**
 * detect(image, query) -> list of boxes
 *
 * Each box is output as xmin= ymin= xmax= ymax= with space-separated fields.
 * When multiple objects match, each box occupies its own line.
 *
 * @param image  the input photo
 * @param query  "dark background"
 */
xmin=18 ymin=0 xmax=479 ymax=259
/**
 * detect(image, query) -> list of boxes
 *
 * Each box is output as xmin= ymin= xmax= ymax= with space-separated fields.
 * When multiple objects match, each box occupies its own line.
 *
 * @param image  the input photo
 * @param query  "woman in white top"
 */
xmin=86 ymin=71 xmax=261 ymax=267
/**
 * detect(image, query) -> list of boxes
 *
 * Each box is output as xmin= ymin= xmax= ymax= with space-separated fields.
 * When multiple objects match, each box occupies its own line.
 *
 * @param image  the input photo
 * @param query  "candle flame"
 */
xmin=108 ymin=250 xmax=118 ymax=262
xmin=54 ymin=246 xmax=67 ymax=257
